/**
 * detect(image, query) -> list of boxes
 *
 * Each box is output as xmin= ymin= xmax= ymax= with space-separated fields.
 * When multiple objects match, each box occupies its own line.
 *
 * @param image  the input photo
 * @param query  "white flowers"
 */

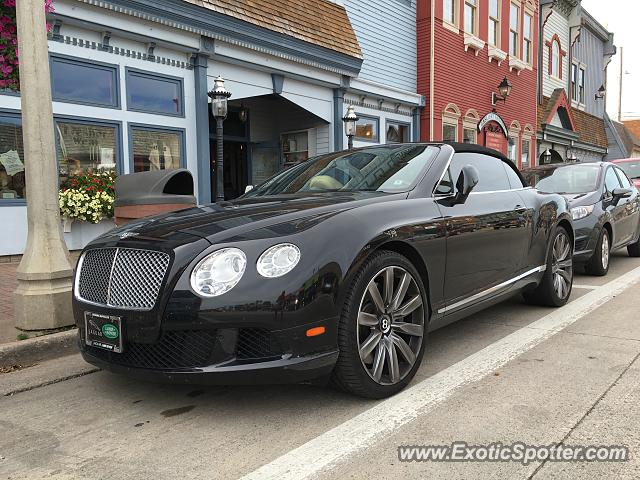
xmin=58 ymin=172 xmax=116 ymax=224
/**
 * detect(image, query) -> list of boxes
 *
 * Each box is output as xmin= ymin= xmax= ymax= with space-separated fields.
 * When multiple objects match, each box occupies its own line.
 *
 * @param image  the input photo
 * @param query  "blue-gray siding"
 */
xmin=344 ymin=0 xmax=416 ymax=92
xmin=572 ymin=26 xmax=606 ymax=118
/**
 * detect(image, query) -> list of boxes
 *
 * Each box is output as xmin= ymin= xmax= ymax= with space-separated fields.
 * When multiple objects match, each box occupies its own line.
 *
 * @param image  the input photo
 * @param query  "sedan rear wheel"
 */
xmin=332 ymin=251 xmax=427 ymax=398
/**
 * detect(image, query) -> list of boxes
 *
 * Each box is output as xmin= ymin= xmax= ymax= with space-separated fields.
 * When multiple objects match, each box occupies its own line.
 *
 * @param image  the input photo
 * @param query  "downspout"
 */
xmin=430 ymin=0 xmax=435 ymax=140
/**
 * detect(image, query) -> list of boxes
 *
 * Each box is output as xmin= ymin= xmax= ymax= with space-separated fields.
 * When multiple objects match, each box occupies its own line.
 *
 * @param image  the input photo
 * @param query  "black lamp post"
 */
xmin=492 ymin=77 xmax=513 ymax=106
xmin=208 ymin=76 xmax=231 ymax=202
xmin=342 ymin=104 xmax=359 ymax=150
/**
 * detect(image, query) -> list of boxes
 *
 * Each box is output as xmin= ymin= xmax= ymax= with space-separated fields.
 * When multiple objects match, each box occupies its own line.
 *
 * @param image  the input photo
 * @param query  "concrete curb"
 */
xmin=0 ymin=328 xmax=79 ymax=368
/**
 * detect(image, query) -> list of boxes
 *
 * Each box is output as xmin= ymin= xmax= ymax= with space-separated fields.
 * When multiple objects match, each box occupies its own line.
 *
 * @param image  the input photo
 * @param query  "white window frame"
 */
xmin=443 ymin=0 xmax=460 ymax=32
xmin=523 ymin=12 xmax=533 ymax=65
xmin=464 ymin=0 xmax=478 ymax=36
xmin=488 ymin=0 xmax=501 ymax=47
xmin=509 ymin=2 xmax=521 ymax=58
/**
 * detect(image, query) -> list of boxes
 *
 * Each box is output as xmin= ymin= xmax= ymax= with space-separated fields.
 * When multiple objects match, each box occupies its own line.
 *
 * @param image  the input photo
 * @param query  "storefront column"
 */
xmin=333 ymin=88 xmax=345 ymax=151
xmin=14 ymin=0 xmax=74 ymax=330
xmin=413 ymin=107 xmax=422 ymax=142
xmin=193 ymin=53 xmax=211 ymax=204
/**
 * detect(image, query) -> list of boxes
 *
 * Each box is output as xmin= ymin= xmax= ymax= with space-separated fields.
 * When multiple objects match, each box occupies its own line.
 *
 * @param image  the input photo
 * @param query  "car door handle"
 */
xmin=514 ymin=205 xmax=527 ymax=213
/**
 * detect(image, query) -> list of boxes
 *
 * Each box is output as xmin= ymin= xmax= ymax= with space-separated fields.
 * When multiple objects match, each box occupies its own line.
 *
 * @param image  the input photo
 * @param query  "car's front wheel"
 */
xmin=585 ymin=228 xmax=610 ymax=276
xmin=523 ymin=225 xmax=573 ymax=307
xmin=332 ymin=251 xmax=427 ymax=399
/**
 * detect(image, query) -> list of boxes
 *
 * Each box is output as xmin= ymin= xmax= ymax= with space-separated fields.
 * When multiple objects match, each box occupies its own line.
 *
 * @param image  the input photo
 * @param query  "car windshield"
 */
xmin=616 ymin=161 xmax=640 ymax=180
xmin=523 ymin=164 xmax=601 ymax=194
xmin=243 ymin=145 xmax=438 ymax=197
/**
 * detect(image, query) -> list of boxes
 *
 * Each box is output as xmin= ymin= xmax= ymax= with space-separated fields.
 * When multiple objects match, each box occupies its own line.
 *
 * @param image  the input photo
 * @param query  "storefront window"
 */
xmin=443 ymin=123 xmax=457 ymax=142
xmin=0 ymin=113 xmax=25 ymax=201
xmin=56 ymin=120 xmax=119 ymax=182
xmin=130 ymin=127 xmax=183 ymax=172
xmin=508 ymin=136 xmax=518 ymax=164
xmin=126 ymin=69 xmax=184 ymax=116
xmin=386 ymin=122 xmax=410 ymax=143
xmin=521 ymin=139 xmax=530 ymax=168
xmin=51 ymin=56 xmax=119 ymax=108
xmin=463 ymin=127 xmax=476 ymax=144
xmin=355 ymin=116 xmax=379 ymax=142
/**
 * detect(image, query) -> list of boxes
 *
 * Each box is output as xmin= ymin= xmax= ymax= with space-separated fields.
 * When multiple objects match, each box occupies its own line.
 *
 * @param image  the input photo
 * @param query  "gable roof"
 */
xmin=537 ymin=89 xmax=577 ymax=132
xmin=614 ymin=120 xmax=640 ymax=155
xmin=623 ymin=120 xmax=640 ymax=141
xmin=183 ymin=0 xmax=362 ymax=59
xmin=571 ymin=108 xmax=608 ymax=149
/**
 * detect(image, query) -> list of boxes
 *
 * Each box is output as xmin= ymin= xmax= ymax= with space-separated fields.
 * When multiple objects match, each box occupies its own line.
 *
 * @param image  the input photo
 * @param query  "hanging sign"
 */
xmin=477 ymin=112 xmax=508 ymax=137
xmin=0 ymin=150 xmax=24 ymax=176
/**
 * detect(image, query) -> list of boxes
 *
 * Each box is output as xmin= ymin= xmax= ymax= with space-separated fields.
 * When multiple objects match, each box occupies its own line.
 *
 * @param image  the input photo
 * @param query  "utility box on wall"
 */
xmin=114 ymin=169 xmax=197 ymax=226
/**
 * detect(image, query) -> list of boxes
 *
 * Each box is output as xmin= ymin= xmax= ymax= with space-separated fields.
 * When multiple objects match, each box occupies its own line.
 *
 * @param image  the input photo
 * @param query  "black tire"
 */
xmin=331 ymin=250 xmax=428 ymax=399
xmin=523 ymin=225 xmax=573 ymax=307
xmin=585 ymin=228 xmax=611 ymax=276
xmin=628 ymin=237 xmax=640 ymax=257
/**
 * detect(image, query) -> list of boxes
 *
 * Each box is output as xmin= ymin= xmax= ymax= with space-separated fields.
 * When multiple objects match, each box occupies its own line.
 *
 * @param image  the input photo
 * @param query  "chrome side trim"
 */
xmin=73 ymin=251 xmax=86 ymax=300
xmin=437 ymin=265 xmax=546 ymax=314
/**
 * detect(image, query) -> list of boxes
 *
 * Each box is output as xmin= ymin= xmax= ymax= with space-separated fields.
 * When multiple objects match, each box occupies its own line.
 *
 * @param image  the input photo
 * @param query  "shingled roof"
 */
xmin=613 ymin=121 xmax=640 ymax=154
xmin=538 ymin=90 xmax=607 ymax=149
xmin=183 ymin=0 xmax=362 ymax=59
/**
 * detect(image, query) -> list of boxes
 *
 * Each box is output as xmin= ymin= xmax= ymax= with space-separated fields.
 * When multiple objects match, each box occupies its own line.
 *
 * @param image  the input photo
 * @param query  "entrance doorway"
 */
xmin=210 ymin=107 xmax=250 ymax=201
xmin=210 ymin=140 xmax=248 ymax=200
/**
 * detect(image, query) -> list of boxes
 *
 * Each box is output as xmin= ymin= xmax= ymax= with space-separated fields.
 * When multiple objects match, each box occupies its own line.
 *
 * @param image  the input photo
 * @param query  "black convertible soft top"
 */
xmin=442 ymin=142 xmax=509 ymax=162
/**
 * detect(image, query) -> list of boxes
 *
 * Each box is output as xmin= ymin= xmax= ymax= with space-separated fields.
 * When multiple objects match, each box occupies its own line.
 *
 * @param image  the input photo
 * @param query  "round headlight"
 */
xmin=257 ymin=244 xmax=301 ymax=278
xmin=190 ymin=248 xmax=247 ymax=297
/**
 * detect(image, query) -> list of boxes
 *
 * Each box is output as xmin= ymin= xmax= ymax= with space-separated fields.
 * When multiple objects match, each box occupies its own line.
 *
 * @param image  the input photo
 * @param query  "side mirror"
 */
xmin=612 ymin=187 xmax=632 ymax=199
xmin=454 ymin=165 xmax=480 ymax=204
xmin=244 ymin=185 xmax=254 ymax=193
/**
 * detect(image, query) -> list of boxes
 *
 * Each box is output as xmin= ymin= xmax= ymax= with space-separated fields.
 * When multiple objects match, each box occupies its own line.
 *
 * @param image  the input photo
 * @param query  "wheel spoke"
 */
xmin=557 ymin=268 xmax=572 ymax=283
xmin=559 ymin=275 xmax=570 ymax=296
xmin=385 ymin=338 xmax=400 ymax=383
xmin=558 ymin=259 xmax=572 ymax=269
xmin=391 ymin=272 xmax=410 ymax=310
xmin=391 ymin=321 xmax=424 ymax=337
xmin=368 ymin=282 xmax=385 ymax=313
xmin=371 ymin=344 xmax=386 ymax=381
xmin=391 ymin=333 xmax=416 ymax=364
xmin=358 ymin=311 xmax=379 ymax=327
xmin=554 ymin=274 xmax=564 ymax=298
xmin=395 ymin=295 xmax=423 ymax=317
xmin=384 ymin=267 xmax=394 ymax=305
xmin=359 ymin=331 xmax=382 ymax=360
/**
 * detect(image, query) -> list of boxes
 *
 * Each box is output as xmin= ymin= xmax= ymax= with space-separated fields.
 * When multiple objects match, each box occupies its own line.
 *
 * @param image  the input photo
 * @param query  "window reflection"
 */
xmin=127 ymin=71 xmax=182 ymax=115
xmin=131 ymin=128 xmax=183 ymax=172
xmin=0 ymin=114 xmax=25 ymax=200
xmin=56 ymin=121 xmax=119 ymax=180
xmin=51 ymin=57 xmax=117 ymax=106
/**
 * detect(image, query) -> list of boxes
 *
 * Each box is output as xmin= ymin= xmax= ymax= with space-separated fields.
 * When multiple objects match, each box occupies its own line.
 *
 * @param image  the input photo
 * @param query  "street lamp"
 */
xmin=566 ymin=149 xmax=578 ymax=162
xmin=342 ymin=104 xmax=359 ymax=150
xmin=595 ymin=84 xmax=606 ymax=101
xmin=492 ymin=77 xmax=513 ymax=106
xmin=542 ymin=149 xmax=552 ymax=164
xmin=208 ymin=76 xmax=232 ymax=202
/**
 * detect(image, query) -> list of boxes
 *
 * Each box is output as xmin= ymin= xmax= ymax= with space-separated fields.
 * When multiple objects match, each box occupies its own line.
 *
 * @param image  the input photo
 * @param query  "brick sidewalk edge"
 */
xmin=0 ymin=329 xmax=79 ymax=367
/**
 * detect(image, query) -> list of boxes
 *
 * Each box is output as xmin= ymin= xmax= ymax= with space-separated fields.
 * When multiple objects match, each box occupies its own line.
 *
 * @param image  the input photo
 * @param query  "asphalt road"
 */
xmin=2 ymin=252 xmax=640 ymax=480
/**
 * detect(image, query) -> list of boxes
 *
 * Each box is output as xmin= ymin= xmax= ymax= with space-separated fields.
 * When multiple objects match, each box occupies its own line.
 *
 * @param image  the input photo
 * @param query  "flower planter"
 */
xmin=63 ymin=218 xmax=116 ymax=251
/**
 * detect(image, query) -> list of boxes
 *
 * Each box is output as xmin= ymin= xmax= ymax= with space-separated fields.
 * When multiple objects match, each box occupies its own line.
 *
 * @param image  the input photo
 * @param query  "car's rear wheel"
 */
xmin=585 ymin=228 xmax=610 ymax=276
xmin=523 ymin=225 xmax=573 ymax=307
xmin=332 ymin=251 xmax=427 ymax=399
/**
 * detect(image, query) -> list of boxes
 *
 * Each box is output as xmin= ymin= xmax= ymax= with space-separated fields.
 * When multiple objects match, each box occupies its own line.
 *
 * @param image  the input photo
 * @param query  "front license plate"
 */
xmin=85 ymin=312 xmax=123 ymax=353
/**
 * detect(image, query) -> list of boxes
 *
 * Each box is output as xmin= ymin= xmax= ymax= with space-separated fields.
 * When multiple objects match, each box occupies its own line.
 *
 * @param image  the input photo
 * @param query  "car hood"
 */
xmin=105 ymin=191 xmax=401 ymax=245
xmin=562 ymin=190 xmax=601 ymax=207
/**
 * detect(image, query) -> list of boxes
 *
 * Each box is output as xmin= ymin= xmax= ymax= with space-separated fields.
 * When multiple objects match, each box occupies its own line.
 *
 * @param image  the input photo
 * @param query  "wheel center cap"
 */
xmin=379 ymin=315 xmax=391 ymax=334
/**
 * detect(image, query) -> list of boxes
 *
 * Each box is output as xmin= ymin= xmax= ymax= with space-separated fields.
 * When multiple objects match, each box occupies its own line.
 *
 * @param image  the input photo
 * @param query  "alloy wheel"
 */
xmin=552 ymin=231 xmax=573 ymax=300
xmin=601 ymin=233 xmax=610 ymax=270
xmin=356 ymin=266 xmax=424 ymax=386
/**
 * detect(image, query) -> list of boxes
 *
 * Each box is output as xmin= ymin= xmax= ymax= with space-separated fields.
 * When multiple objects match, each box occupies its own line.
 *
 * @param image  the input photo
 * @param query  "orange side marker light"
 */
xmin=306 ymin=326 xmax=326 ymax=337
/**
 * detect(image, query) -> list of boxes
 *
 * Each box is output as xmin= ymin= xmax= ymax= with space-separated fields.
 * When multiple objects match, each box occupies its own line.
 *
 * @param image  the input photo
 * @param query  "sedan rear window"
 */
xmin=616 ymin=161 xmax=640 ymax=181
xmin=523 ymin=164 xmax=600 ymax=194
xmin=244 ymin=145 xmax=438 ymax=196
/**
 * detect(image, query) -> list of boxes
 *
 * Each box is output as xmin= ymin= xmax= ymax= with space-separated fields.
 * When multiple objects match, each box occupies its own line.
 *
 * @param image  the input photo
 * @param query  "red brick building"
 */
xmin=418 ymin=0 xmax=539 ymax=168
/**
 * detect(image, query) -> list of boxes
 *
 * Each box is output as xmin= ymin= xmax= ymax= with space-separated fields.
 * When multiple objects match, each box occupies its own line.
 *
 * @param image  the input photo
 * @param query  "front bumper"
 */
xmin=81 ymin=341 xmax=338 ymax=385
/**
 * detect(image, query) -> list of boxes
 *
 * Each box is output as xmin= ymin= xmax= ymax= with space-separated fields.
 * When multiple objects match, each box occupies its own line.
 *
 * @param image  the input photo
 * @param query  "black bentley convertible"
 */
xmin=74 ymin=143 xmax=574 ymax=398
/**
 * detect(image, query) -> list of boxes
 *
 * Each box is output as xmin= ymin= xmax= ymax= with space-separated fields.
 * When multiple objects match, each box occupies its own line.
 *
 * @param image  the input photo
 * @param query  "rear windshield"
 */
xmin=616 ymin=161 xmax=640 ymax=180
xmin=523 ymin=164 xmax=601 ymax=194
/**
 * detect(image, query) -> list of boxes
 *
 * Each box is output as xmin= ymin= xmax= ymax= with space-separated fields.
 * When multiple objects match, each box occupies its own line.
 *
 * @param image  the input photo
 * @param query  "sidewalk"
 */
xmin=0 ymin=262 xmax=19 ymax=344
xmin=0 ymin=253 xmax=80 ymax=345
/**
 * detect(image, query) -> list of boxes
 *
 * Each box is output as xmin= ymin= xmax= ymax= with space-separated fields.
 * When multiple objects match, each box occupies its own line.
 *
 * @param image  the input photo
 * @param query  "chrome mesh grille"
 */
xmin=76 ymin=248 xmax=171 ymax=310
